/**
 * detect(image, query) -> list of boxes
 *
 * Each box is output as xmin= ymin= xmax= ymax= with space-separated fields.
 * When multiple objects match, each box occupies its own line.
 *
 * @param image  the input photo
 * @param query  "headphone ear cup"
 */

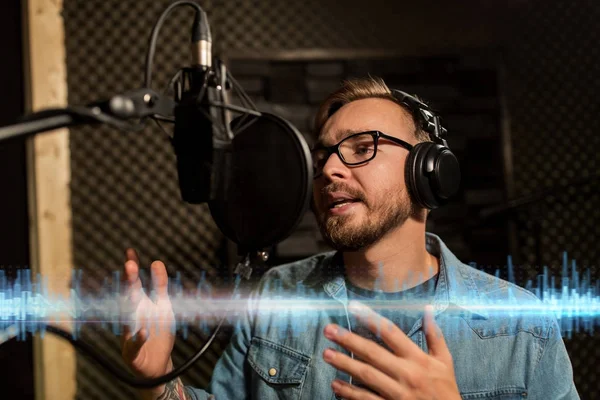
xmin=405 ymin=142 xmax=439 ymax=209
xmin=432 ymin=146 xmax=461 ymax=202
xmin=405 ymin=142 xmax=461 ymax=209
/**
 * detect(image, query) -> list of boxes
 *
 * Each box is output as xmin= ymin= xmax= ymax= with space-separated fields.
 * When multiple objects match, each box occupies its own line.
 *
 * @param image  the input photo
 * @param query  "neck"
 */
xmin=342 ymin=217 xmax=439 ymax=292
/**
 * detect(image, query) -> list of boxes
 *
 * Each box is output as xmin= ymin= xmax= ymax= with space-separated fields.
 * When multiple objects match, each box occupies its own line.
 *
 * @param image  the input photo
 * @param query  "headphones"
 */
xmin=391 ymin=89 xmax=461 ymax=209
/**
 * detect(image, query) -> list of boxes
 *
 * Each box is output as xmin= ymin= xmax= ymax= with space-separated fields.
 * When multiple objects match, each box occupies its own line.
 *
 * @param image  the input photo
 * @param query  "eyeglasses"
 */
xmin=311 ymin=131 xmax=414 ymax=178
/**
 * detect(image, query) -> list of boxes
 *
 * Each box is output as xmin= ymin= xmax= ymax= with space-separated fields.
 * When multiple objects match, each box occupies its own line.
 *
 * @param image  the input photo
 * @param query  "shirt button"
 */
xmin=269 ymin=368 xmax=277 ymax=376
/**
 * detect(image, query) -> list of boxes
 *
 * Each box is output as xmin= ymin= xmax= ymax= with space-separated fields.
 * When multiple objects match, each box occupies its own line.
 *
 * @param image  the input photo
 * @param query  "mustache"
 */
xmin=320 ymin=182 xmax=366 ymax=203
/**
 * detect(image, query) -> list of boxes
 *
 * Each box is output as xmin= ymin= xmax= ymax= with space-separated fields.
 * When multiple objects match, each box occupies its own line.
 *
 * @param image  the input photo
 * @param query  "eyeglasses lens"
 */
xmin=312 ymin=133 xmax=376 ymax=176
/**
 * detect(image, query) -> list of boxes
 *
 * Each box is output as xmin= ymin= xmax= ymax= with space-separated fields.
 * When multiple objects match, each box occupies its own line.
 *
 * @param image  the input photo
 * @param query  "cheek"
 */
xmin=359 ymin=162 xmax=405 ymax=203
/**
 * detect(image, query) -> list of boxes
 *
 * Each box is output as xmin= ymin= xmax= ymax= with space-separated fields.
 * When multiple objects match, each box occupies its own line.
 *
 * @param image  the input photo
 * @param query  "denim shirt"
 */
xmin=187 ymin=233 xmax=579 ymax=400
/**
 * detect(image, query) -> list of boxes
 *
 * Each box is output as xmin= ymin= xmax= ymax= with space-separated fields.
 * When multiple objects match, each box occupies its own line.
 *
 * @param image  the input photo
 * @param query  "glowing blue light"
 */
xmin=0 ymin=252 xmax=598 ymax=342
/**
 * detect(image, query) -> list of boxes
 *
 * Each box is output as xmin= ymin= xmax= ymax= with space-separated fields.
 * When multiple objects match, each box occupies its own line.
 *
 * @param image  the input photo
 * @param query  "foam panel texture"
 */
xmin=62 ymin=0 xmax=598 ymax=398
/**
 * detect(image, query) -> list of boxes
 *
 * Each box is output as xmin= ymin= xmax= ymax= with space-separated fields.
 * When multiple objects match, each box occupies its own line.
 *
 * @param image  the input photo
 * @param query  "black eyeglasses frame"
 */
xmin=311 ymin=130 xmax=414 ymax=177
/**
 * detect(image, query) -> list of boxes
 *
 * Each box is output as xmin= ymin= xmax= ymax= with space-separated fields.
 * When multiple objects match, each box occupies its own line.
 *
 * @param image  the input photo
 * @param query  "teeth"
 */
xmin=332 ymin=201 xmax=352 ymax=208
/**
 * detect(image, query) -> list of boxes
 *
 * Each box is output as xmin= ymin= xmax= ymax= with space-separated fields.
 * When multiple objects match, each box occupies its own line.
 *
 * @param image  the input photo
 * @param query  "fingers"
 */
xmin=150 ymin=260 xmax=170 ymax=301
xmin=120 ymin=249 xmax=175 ymax=375
xmin=121 ymin=252 xmax=146 ymax=324
xmin=123 ymin=249 xmax=170 ymax=301
xmin=323 ymin=349 xmax=403 ymax=400
xmin=149 ymin=261 xmax=175 ymax=334
xmin=331 ymin=379 xmax=386 ymax=400
xmin=348 ymin=300 xmax=422 ymax=359
xmin=121 ymin=248 xmax=145 ymax=345
xmin=424 ymin=305 xmax=452 ymax=364
xmin=323 ymin=324 xmax=408 ymax=381
xmin=122 ymin=248 xmax=143 ymax=297
xmin=123 ymin=260 xmax=143 ymax=291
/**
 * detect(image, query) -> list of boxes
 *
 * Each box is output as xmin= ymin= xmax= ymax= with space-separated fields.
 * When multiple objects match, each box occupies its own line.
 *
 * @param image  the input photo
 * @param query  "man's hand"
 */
xmin=120 ymin=248 xmax=179 ymax=400
xmin=322 ymin=301 xmax=461 ymax=400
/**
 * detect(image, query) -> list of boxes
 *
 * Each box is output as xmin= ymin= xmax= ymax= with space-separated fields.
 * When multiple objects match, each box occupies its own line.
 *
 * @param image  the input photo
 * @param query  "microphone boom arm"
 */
xmin=0 ymin=88 xmax=173 ymax=143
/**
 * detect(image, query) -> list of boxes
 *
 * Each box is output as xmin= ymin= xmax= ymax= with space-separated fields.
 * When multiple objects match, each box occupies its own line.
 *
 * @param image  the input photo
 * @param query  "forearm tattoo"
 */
xmin=156 ymin=378 xmax=192 ymax=400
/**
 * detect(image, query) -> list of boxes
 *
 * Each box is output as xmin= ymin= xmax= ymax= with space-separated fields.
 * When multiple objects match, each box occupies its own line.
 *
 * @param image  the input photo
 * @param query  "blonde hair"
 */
xmin=313 ymin=76 xmax=431 ymax=143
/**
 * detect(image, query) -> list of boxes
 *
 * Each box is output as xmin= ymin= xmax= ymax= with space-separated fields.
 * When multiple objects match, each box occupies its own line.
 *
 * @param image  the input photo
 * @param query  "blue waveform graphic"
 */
xmin=0 ymin=252 xmax=599 ymax=342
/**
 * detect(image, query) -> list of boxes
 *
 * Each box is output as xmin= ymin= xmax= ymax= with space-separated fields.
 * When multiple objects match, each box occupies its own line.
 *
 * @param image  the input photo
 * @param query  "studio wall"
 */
xmin=57 ymin=0 xmax=599 ymax=398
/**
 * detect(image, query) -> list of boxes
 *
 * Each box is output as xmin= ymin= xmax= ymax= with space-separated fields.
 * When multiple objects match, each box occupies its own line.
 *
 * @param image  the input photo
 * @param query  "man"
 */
xmin=121 ymin=77 xmax=579 ymax=399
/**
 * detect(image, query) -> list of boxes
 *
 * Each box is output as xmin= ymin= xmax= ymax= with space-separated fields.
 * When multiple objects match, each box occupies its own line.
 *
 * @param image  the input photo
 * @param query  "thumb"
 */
xmin=424 ymin=305 xmax=452 ymax=364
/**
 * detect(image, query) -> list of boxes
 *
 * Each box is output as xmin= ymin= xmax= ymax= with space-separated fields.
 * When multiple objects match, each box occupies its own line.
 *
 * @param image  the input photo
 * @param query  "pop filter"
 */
xmin=208 ymin=112 xmax=313 ymax=252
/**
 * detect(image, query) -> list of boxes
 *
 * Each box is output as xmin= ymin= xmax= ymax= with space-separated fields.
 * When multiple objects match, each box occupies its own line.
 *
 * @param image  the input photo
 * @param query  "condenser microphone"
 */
xmin=169 ymin=4 xmax=313 ymax=253
xmin=171 ymin=8 xmax=229 ymax=204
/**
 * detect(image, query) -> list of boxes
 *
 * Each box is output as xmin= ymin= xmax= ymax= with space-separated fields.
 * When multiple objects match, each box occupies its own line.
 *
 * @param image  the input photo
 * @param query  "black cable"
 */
xmin=145 ymin=1 xmax=206 ymax=89
xmin=44 ymin=314 xmax=227 ymax=389
xmin=39 ymin=273 xmax=247 ymax=389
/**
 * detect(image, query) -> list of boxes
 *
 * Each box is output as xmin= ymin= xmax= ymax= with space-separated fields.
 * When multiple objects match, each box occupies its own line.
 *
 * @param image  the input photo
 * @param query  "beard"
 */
xmin=316 ymin=183 xmax=416 ymax=251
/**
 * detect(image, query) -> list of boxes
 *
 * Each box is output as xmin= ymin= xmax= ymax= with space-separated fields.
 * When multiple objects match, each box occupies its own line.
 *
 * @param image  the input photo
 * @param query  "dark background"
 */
xmin=0 ymin=0 xmax=34 ymax=398
xmin=0 ymin=0 xmax=598 ymax=398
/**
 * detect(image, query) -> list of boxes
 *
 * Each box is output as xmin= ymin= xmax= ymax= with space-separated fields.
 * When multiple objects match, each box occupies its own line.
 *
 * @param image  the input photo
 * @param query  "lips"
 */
xmin=330 ymin=199 xmax=360 ymax=209
xmin=325 ymin=192 xmax=362 ymax=209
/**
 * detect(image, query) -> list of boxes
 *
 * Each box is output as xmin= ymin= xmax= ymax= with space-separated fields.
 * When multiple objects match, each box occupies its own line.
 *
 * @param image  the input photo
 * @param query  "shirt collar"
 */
xmin=428 ymin=233 xmax=489 ymax=319
xmin=303 ymin=233 xmax=489 ymax=319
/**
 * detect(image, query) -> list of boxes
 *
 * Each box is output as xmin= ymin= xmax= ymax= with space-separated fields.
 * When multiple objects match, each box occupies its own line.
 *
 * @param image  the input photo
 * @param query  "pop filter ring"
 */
xmin=208 ymin=112 xmax=313 ymax=253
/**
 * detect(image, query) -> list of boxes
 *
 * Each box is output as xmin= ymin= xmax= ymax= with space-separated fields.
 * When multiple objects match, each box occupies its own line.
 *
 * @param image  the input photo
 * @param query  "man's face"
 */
xmin=312 ymin=98 xmax=418 ymax=251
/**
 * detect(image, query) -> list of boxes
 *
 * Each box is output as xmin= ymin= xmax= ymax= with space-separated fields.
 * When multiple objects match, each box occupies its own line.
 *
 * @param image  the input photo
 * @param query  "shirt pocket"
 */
xmin=461 ymin=387 xmax=528 ymax=399
xmin=247 ymin=336 xmax=311 ymax=397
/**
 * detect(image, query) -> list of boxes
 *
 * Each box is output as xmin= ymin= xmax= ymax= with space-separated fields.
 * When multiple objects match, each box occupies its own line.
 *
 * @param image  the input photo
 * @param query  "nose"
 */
xmin=319 ymin=152 xmax=350 ymax=181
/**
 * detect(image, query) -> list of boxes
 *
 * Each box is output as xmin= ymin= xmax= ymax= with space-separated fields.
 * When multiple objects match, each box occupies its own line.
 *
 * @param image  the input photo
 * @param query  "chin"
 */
xmin=323 ymin=211 xmax=362 ymax=228
xmin=322 ymin=216 xmax=361 ymax=238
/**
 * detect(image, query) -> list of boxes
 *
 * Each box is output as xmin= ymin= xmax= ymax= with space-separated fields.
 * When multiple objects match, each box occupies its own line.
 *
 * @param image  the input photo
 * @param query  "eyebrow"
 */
xmin=315 ymin=129 xmax=367 ymax=148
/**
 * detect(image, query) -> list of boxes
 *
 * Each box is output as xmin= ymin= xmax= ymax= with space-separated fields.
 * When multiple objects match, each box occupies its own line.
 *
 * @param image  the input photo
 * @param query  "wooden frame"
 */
xmin=22 ymin=0 xmax=76 ymax=399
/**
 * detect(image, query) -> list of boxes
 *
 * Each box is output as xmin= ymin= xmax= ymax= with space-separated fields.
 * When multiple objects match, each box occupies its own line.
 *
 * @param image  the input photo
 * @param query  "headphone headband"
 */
xmin=390 ymin=89 xmax=460 ymax=209
xmin=391 ymin=89 xmax=449 ymax=148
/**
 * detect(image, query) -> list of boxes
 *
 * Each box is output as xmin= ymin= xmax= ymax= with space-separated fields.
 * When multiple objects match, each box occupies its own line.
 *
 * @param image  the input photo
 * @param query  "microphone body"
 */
xmin=172 ymin=9 xmax=231 ymax=204
xmin=172 ymin=67 xmax=230 ymax=204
